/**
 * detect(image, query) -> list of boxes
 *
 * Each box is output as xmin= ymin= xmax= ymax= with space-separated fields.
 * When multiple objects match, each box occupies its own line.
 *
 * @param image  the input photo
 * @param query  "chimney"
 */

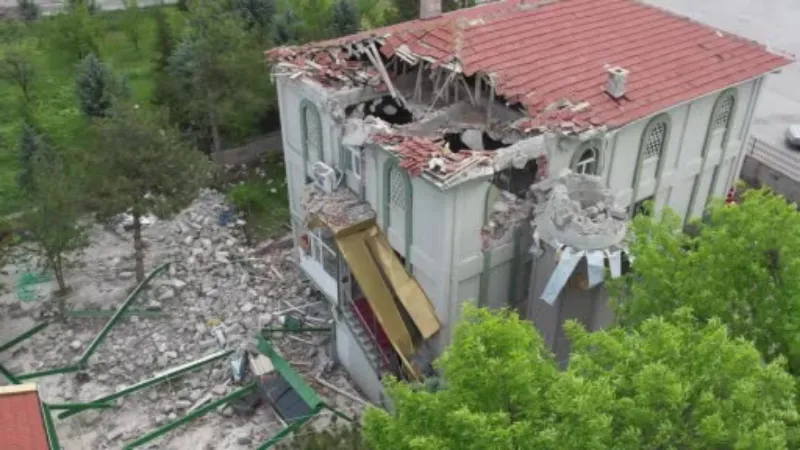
xmin=605 ymin=66 xmax=629 ymax=99
xmin=420 ymin=0 xmax=442 ymax=19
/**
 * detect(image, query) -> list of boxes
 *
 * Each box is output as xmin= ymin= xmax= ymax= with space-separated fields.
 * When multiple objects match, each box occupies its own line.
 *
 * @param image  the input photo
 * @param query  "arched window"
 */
xmin=301 ymin=100 xmax=323 ymax=165
xmin=574 ymin=146 xmax=599 ymax=175
xmin=643 ymin=121 xmax=668 ymax=162
xmin=382 ymin=159 xmax=413 ymax=270
xmin=712 ymin=94 xmax=735 ymax=132
xmin=635 ymin=114 xmax=670 ymax=187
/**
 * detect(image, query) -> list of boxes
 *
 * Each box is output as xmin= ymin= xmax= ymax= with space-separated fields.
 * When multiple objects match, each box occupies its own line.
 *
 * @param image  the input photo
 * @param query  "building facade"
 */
xmin=268 ymin=0 xmax=790 ymax=402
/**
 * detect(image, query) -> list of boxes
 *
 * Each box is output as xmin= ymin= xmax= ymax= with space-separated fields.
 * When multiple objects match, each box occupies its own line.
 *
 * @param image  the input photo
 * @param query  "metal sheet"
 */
xmin=586 ymin=250 xmax=606 ymax=287
xmin=607 ymin=250 xmax=622 ymax=278
xmin=336 ymin=229 xmax=415 ymax=358
xmin=364 ymin=227 xmax=440 ymax=339
xmin=540 ymin=247 xmax=583 ymax=305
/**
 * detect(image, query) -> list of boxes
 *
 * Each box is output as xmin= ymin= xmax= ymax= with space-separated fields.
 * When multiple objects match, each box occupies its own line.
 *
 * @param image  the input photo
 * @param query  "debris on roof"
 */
xmin=267 ymin=0 xmax=792 ymax=188
xmin=302 ymin=186 xmax=376 ymax=236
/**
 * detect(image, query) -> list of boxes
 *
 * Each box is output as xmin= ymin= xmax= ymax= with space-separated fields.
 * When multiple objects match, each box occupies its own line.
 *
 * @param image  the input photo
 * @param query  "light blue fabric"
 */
xmin=586 ymin=250 xmax=605 ymax=287
xmin=541 ymin=247 xmax=584 ymax=305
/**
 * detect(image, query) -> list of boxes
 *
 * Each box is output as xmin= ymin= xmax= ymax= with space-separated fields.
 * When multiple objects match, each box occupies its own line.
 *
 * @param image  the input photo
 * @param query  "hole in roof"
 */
xmin=442 ymin=130 xmax=509 ymax=152
xmin=346 ymin=96 xmax=413 ymax=125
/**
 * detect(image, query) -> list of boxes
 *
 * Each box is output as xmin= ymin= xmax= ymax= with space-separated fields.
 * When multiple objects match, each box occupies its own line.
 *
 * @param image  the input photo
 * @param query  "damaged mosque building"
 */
xmin=265 ymin=0 xmax=792 ymax=402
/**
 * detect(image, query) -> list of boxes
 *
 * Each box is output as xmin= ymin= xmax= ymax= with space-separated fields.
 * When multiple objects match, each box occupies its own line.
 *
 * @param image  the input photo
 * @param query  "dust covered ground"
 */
xmin=0 ymin=190 xmax=365 ymax=449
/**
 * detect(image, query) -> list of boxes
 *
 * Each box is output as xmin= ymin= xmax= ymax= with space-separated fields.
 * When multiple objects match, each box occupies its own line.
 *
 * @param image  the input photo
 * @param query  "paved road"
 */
xmin=645 ymin=0 xmax=800 ymax=150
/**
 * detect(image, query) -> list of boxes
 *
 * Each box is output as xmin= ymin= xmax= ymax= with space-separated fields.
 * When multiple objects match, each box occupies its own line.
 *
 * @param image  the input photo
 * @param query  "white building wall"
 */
xmin=335 ymin=320 xmax=383 ymax=403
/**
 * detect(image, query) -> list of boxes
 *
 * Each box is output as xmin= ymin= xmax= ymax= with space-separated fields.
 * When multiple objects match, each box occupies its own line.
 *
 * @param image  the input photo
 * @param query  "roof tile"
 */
xmin=269 ymin=0 xmax=792 ymax=130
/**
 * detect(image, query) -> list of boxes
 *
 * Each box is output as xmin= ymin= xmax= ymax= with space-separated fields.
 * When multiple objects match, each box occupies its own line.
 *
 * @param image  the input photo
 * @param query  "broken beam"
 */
xmin=0 ymin=322 xmax=49 ymax=354
xmin=122 ymin=382 xmax=257 ymax=449
xmin=77 ymin=262 xmax=170 ymax=368
xmin=58 ymin=349 xmax=233 ymax=419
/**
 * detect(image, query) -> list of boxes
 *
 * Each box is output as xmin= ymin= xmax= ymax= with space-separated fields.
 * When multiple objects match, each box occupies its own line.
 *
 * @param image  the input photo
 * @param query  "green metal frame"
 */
xmin=685 ymin=88 xmax=739 ymax=223
xmin=17 ymin=365 xmax=80 ymax=381
xmin=301 ymin=99 xmax=323 ymax=171
xmin=630 ymin=113 xmax=672 ymax=212
xmin=58 ymin=349 xmax=234 ymax=419
xmin=47 ymin=402 xmax=112 ymax=411
xmin=78 ymin=262 xmax=170 ymax=368
xmin=41 ymin=403 xmax=61 ymax=450
xmin=0 ymin=363 xmax=21 ymax=384
xmin=254 ymin=335 xmax=354 ymax=449
xmin=67 ymin=309 xmax=166 ymax=318
xmin=382 ymin=157 xmax=413 ymax=271
xmin=122 ymin=382 xmax=258 ymax=449
xmin=0 ymin=322 xmax=49 ymax=353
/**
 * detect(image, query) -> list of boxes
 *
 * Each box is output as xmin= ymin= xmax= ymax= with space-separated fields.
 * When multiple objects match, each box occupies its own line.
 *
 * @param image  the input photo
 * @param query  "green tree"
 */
xmin=16 ymin=0 xmax=40 ymax=23
xmin=0 ymin=41 xmax=36 ymax=103
xmin=19 ymin=150 xmax=87 ymax=308
xmin=152 ymin=8 xmax=176 ymax=73
xmin=355 ymin=0 xmax=396 ymax=29
xmin=611 ymin=188 xmax=800 ymax=376
xmin=272 ymin=9 xmax=301 ymax=44
xmin=17 ymin=121 xmax=49 ymax=193
xmin=172 ymin=0 xmax=275 ymax=161
xmin=50 ymin=0 xmax=100 ymax=62
xmin=121 ymin=0 xmax=143 ymax=52
xmin=85 ymin=103 xmax=210 ymax=282
xmin=231 ymin=0 xmax=276 ymax=32
xmin=332 ymin=0 xmax=359 ymax=36
xmin=363 ymin=305 xmax=800 ymax=450
xmin=75 ymin=53 xmax=127 ymax=118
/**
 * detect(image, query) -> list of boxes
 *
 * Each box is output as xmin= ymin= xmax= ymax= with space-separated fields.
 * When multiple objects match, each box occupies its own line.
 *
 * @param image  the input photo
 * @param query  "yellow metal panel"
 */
xmin=336 ymin=231 xmax=415 ymax=359
xmin=365 ymin=227 xmax=441 ymax=339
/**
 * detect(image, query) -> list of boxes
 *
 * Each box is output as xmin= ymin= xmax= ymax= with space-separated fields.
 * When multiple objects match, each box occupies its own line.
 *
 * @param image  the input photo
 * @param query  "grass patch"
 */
xmin=226 ymin=151 xmax=290 ymax=241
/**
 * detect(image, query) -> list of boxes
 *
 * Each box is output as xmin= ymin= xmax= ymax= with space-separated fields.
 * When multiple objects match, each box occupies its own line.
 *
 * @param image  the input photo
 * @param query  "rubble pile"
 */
xmin=0 ymin=189 xmax=364 ymax=449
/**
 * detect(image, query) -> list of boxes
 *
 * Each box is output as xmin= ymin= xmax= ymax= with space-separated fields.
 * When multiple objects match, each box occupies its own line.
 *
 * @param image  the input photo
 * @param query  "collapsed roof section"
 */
xmin=266 ymin=0 xmax=791 ymax=188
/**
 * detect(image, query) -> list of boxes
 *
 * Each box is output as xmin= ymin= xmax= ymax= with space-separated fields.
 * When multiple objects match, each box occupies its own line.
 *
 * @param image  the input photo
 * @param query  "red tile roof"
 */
xmin=268 ymin=0 xmax=792 ymax=130
xmin=0 ymin=385 xmax=49 ymax=450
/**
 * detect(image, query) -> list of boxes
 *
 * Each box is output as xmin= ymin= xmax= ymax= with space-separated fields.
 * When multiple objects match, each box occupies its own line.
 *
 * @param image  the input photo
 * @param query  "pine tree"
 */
xmin=231 ymin=0 xmax=276 ymax=30
xmin=332 ymin=0 xmax=359 ymax=36
xmin=16 ymin=0 xmax=40 ymax=23
xmin=152 ymin=8 xmax=175 ymax=73
xmin=17 ymin=122 xmax=40 ymax=193
xmin=273 ymin=9 xmax=301 ymax=45
xmin=75 ymin=53 xmax=113 ymax=118
xmin=85 ymin=103 xmax=210 ymax=282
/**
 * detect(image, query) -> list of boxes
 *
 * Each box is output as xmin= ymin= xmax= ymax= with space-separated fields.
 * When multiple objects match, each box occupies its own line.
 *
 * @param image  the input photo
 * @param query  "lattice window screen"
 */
xmin=643 ymin=122 xmax=667 ymax=160
xmin=304 ymin=106 xmax=323 ymax=160
xmin=389 ymin=168 xmax=407 ymax=211
xmin=712 ymin=95 xmax=735 ymax=130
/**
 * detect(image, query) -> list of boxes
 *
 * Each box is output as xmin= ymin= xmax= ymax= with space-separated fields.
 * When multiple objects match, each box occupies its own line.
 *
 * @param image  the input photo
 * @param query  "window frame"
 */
xmin=573 ymin=145 xmax=600 ymax=176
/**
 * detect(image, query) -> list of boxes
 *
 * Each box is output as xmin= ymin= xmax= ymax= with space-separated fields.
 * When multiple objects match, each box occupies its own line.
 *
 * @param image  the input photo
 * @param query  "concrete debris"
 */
xmin=0 ymin=189 xmax=363 ymax=450
xmin=531 ymin=171 xmax=628 ymax=251
xmin=302 ymin=185 xmax=376 ymax=234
